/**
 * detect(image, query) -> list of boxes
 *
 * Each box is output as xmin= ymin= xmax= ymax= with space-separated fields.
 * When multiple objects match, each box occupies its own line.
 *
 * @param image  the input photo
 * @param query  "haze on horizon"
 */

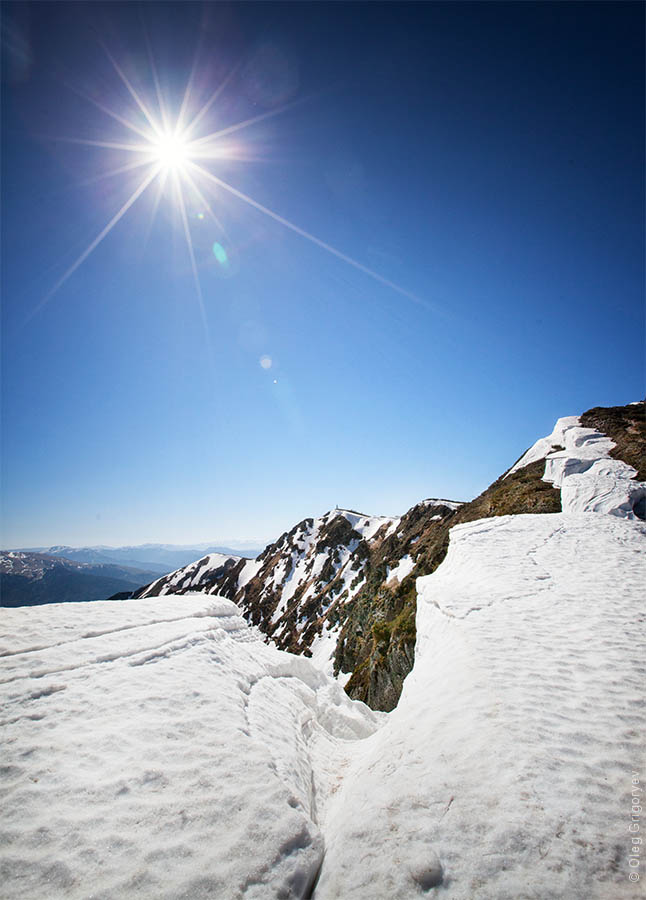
xmin=1 ymin=1 xmax=644 ymax=549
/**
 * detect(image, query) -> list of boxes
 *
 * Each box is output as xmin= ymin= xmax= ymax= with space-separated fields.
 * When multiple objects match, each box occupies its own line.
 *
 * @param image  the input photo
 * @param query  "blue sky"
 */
xmin=2 ymin=1 xmax=644 ymax=548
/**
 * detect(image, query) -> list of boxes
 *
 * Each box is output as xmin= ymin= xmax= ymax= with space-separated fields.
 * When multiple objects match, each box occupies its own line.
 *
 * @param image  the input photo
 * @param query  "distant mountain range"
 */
xmin=0 ymin=552 xmax=162 ymax=607
xmin=9 ymin=542 xmax=265 ymax=573
xmin=0 ymin=542 xmax=264 ymax=607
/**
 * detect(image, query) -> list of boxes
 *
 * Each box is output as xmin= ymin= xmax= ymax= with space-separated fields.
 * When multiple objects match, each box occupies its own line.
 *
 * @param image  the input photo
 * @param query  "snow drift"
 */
xmin=0 ymin=595 xmax=381 ymax=898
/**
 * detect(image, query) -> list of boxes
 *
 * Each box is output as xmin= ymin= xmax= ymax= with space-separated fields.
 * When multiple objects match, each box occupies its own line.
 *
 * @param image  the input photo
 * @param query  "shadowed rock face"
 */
xmin=133 ymin=402 xmax=645 ymax=711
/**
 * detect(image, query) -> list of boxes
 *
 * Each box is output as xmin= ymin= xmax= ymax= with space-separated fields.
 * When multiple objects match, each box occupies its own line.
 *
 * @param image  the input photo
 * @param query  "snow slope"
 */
xmin=316 ymin=512 xmax=645 ymax=898
xmin=138 ymin=552 xmax=242 ymax=596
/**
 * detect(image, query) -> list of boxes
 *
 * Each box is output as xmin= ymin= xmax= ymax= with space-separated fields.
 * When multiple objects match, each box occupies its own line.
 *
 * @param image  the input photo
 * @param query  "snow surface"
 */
xmin=235 ymin=556 xmax=263 ymax=588
xmin=308 ymin=621 xmax=351 ymax=685
xmin=506 ymin=415 xmax=583 ymax=474
xmin=316 ymin=511 xmax=645 ymax=899
xmin=328 ymin=509 xmax=398 ymax=542
xmin=2 ymin=414 xmax=645 ymax=899
xmin=1 ymin=594 xmax=381 ymax=899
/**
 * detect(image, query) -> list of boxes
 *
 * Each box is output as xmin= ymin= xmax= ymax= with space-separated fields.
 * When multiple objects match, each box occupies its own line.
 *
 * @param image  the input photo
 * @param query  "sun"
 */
xmin=151 ymin=131 xmax=192 ymax=172
xmin=31 ymin=41 xmax=424 ymax=326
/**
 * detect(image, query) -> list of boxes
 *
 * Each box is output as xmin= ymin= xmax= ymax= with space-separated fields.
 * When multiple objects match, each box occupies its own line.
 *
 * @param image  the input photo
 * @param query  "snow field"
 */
xmin=386 ymin=553 xmax=415 ymax=584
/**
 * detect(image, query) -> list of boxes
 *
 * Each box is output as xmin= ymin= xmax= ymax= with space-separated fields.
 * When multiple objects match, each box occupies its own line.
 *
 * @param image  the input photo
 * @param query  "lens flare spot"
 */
xmin=212 ymin=242 xmax=228 ymax=265
xmin=260 ymin=355 xmax=272 ymax=369
xmin=197 ymin=212 xmax=205 ymax=220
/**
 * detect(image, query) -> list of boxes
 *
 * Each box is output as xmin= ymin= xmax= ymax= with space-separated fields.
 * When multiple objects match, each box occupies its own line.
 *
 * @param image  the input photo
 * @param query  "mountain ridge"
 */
xmin=133 ymin=400 xmax=645 ymax=710
xmin=6 ymin=542 xmax=264 ymax=573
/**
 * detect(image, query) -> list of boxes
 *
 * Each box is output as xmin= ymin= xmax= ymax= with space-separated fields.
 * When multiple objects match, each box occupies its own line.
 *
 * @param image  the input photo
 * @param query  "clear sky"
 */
xmin=2 ymin=1 xmax=644 ymax=548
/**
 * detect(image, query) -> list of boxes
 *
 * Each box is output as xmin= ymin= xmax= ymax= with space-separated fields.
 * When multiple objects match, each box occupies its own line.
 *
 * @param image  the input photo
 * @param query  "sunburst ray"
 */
xmin=180 ymin=167 xmax=227 ymax=236
xmin=102 ymin=43 xmax=163 ymax=139
xmin=75 ymin=157 xmax=155 ymax=190
xmin=24 ymin=166 xmax=160 ymax=325
xmin=173 ymin=173 xmax=215 ymax=361
xmin=187 ymin=162 xmax=433 ymax=312
xmin=55 ymin=136 xmax=152 ymax=153
xmin=188 ymin=95 xmax=309 ymax=149
xmin=65 ymin=81 xmax=158 ymax=144
xmin=183 ymin=61 xmax=242 ymax=139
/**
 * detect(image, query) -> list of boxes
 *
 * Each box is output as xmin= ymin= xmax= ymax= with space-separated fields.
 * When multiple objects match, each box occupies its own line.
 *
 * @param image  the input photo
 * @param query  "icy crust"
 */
xmin=506 ymin=415 xmax=645 ymax=517
xmin=0 ymin=593 xmax=381 ymax=900
xmin=315 ymin=512 xmax=646 ymax=899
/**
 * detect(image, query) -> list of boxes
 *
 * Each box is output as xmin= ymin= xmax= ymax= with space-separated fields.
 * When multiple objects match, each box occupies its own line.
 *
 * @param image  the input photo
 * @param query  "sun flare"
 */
xmin=32 ymin=39 xmax=424 ymax=328
xmin=151 ymin=131 xmax=191 ymax=172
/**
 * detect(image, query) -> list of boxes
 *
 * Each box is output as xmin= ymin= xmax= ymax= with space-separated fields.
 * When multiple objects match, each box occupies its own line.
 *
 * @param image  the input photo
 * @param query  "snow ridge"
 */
xmin=137 ymin=552 xmax=242 ymax=596
xmin=506 ymin=414 xmax=645 ymax=517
